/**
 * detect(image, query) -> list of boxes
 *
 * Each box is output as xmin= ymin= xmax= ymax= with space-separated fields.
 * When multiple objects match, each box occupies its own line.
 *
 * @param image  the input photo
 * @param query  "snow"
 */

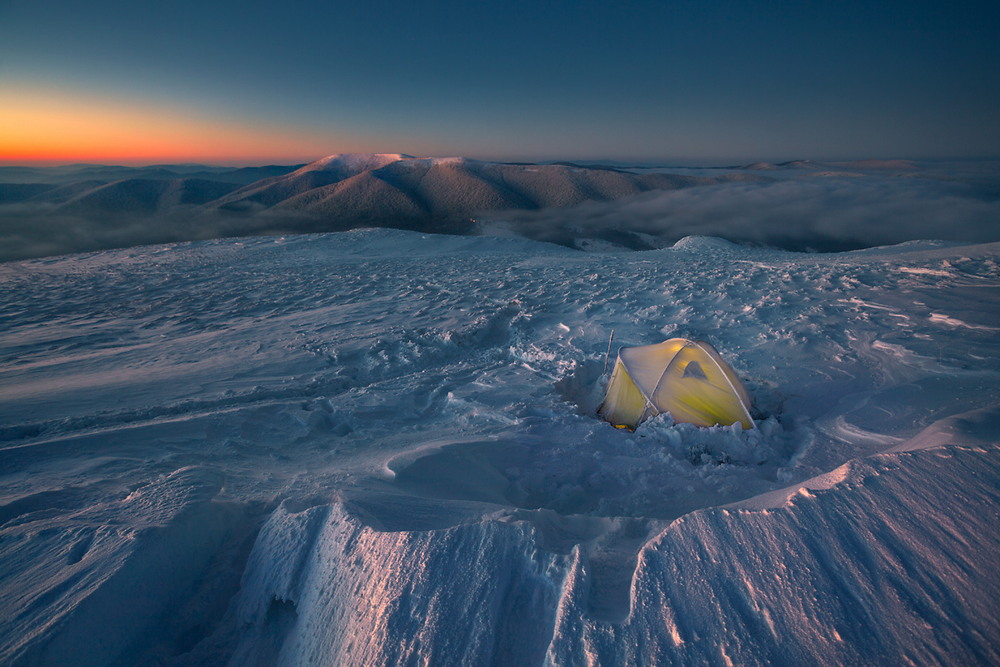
xmin=295 ymin=153 xmax=408 ymax=174
xmin=1 ymin=229 xmax=998 ymax=664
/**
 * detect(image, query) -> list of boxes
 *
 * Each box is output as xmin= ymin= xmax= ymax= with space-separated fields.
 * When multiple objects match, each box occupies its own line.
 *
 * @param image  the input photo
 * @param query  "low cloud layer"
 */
xmin=483 ymin=174 xmax=1000 ymax=252
xmin=0 ymin=205 xmax=341 ymax=263
xmin=1 ymin=170 xmax=998 ymax=262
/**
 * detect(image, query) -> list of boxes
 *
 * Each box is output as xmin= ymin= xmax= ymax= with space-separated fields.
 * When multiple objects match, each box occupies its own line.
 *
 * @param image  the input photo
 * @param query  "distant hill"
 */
xmin=2 ymin=154 xmax=997 ymax=262
xmin=57 ymin=178 xmax=242 ymax=216
xmin=1 ymin=152 xmax=763 ymax=228
xmin=0 ymin=153 xmax=775 ymax=259
xmin=0 ymin=183 xmax=56 ymax=203
xmin=210 ymin=154 xmax=744 ymax=232
xmin=0 ymin=163 xmax=303 ymax=186
xmin=739 ymin=159 xmax=920 ymax=172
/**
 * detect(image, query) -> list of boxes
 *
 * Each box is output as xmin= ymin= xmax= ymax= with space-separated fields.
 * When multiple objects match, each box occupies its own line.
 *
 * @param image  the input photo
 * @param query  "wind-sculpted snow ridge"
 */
xmin=0 ymin=229 xmax=998 ymax=665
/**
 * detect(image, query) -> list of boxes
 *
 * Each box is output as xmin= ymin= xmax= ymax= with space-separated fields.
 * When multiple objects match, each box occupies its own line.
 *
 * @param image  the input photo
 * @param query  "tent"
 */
xmin=598 ymin=338 xmax=753 ymax=430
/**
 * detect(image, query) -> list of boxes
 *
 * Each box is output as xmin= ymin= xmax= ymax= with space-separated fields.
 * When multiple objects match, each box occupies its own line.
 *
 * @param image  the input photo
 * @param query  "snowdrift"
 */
xmin=1 ymin=229 xmax=998 ymax=665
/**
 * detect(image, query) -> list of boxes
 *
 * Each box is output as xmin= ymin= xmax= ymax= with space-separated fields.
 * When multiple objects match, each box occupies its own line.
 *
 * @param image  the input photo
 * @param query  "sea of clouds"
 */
xmin=484 ymin=171 xmax=1000 ymax=252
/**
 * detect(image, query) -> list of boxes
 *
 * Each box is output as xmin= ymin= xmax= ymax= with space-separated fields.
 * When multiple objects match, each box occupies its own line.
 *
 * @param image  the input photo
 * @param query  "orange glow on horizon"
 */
xmin=0 ymin=85 xmax=346 ymax=166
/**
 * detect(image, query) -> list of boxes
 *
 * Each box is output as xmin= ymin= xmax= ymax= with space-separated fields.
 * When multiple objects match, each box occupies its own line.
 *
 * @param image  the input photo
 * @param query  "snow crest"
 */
xmin=230 ymin=502 xmax=566 ymax=665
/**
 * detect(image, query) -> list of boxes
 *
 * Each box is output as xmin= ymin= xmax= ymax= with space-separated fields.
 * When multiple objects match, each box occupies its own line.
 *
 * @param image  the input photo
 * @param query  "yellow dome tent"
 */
xmin=598 ymin=338 xmax=753 ymax=430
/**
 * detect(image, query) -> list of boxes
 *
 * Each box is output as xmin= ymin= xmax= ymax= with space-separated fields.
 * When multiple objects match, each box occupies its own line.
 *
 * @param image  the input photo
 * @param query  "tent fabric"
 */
xmin=598 ymin=338 xmax=753 ymax=430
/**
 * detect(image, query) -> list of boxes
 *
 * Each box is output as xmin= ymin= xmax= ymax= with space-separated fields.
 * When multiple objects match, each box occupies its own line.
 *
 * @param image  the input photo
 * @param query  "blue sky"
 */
xmin=1 ymin=0 xmax=998 ymax=164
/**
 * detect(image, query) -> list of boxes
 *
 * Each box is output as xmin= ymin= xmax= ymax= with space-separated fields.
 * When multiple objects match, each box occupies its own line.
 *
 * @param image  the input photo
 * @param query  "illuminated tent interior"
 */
xmin=598 ymin=338 xmax=754 ymax=430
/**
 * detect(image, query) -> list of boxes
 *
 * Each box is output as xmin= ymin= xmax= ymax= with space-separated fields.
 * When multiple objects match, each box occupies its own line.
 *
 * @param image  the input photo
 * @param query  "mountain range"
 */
xmin=3 ymin=154 xmax=995 ymax=262
xmin=0 ymin=153 xmax=762 ymax=231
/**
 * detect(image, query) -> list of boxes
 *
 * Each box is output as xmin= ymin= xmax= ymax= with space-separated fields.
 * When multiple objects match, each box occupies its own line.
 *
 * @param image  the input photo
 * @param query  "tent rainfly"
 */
xmin=598 ymin=338 xmax=753 ymax=431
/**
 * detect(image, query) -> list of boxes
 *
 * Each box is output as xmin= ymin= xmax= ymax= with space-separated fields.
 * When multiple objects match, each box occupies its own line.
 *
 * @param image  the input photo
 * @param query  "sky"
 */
xmin=1 ymin=0 xmax=999 ymax=166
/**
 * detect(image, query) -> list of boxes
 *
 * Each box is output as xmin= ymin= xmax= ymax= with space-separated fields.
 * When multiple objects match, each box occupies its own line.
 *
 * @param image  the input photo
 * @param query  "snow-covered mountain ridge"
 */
xmin=0 ymin=153 xmax=743 ymax=261
xmin=5 ymin=155 xmax=997 ymax=262
xmin=1 ymin=229 xmax=998 ymax=664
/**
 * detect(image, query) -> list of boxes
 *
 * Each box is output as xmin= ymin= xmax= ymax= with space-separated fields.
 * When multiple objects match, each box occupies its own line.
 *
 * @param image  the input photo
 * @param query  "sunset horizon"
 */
xmin=4 ymin=2 xmax=998 ymax=168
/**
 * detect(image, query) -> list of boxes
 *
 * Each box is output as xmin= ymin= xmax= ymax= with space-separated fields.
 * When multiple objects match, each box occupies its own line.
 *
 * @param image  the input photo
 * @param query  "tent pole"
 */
xmin=602 ymin=329 xmax=615 ymax=376
xmin=694 ymin=341 xmax=756 ymax=430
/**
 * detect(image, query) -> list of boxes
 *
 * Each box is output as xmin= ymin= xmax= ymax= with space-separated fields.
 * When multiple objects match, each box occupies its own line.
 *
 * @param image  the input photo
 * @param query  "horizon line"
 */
xmin=3 ymin=153 xmax=999 ymax=171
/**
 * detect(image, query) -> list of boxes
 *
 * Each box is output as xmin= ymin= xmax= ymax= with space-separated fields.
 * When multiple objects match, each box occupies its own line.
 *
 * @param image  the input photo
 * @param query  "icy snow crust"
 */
xmin=1 ymin=229 xmax=999 ymax=665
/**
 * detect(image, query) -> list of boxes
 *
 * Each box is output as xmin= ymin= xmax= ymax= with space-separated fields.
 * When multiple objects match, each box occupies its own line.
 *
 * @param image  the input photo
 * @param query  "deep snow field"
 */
xmin=1 ymin=229 xmax=999 ymax=665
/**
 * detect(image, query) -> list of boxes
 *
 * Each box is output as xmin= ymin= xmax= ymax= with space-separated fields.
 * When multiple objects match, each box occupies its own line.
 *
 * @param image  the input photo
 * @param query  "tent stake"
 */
xmin=602 ymin=329 xmax=615 ymax=376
